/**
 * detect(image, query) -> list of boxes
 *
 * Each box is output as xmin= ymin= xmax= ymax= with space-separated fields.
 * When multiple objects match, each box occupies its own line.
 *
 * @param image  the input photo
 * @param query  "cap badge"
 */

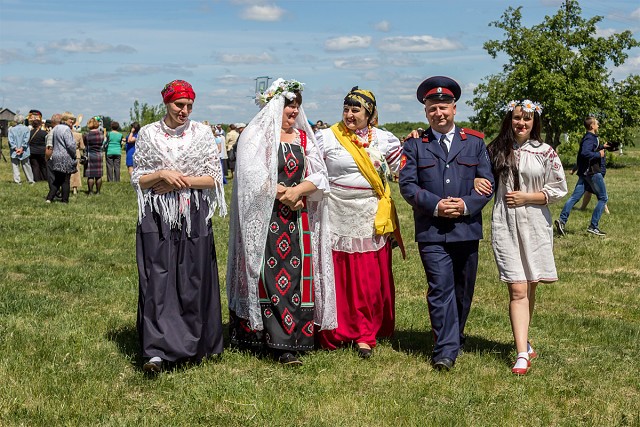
xmin=437 ymin=87 xmax=442 ymax=93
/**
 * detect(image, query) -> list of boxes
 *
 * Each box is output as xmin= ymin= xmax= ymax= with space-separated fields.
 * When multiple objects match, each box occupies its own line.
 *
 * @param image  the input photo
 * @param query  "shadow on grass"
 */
xmin=106 ymin=324 xmax=143 ymax=371
xmin=105 ymin=322 xmax=231 ymax=374
xmin=389 ymin=328 xmax=513 ymax=365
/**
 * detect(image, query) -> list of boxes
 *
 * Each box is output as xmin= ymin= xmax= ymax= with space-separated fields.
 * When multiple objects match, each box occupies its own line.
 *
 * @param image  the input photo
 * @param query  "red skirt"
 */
xmin=318 ymin=241 xmax=395 ymax=349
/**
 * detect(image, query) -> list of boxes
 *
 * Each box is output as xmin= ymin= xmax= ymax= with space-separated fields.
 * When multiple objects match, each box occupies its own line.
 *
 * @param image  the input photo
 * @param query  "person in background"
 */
xmin=555 ymin=116 xmax=609 ymax=237
xmin=213 ymin=123 xmax=227 ymax=184
xmin=28 ymin=115 xmax=48 ymax=181
xmin=227 ymin=78 xmax=336 ymax=365
xmin=132 ymin=79 xmax=226 ymax=374
xmin=570 ymin=153 xmax=610 ymax=214
xmin=316 ymin=86 xmax=404 ymax=359
xmin=46 ymin=112 xmax=77 ymax=203
xmin=83 ymin=117 xmax=104 ymax=195
xmin=399 ymin=76 xmax=494 ymax=371
xmin=45 ymin=114 xmax=61 ymax=197
xmin=225 ymin=123 xmax=239 ymax=178
xmin=474 ymin=100 xmax=567 ymax=375
xmin=104 ymin=121 xmax=123 ymax=182
xmin=8 ymin=114 xmax=35 ymax=185
xmin=125 ymin=122 xmax=140 ymax=177
xmin=70 ymin=123 xmax=84 ymax=195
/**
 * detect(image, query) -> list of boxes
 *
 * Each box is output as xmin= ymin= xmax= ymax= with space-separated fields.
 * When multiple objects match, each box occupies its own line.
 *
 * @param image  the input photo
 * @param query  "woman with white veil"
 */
xmin=227 ymin=79 xmax=336 ymax=365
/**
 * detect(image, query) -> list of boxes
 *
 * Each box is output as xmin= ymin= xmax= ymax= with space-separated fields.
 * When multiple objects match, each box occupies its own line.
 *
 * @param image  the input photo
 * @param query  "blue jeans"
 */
xmin=560 ymin=173 xmax=608 ymax=229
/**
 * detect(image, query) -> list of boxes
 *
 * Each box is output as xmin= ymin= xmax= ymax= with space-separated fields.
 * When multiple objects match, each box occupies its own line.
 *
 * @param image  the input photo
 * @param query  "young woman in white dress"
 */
xmin=475 ymin=100 xmax=567 ymax=375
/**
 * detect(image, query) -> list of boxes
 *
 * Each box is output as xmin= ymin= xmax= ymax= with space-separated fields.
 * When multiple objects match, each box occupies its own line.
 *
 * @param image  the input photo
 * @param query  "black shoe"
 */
xmin=278 ymin=352 xmax=303 ymax=366
xmin=554 ymin=219 xmax=566 ymax=236
xmin=586 ymin=226 xmax=606 ymax=236
xmin=357 ymin=347 xmax=373 ymax=359
xmin=143 ymin=358 xmax=163 ymax=374
xmin=432 ymin=357 xmax=454 ymax=371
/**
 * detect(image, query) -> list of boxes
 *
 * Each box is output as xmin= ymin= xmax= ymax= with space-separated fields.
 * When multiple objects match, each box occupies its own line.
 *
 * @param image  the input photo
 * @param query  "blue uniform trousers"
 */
xmin=419 ymin=240 xmax=478 ymax=362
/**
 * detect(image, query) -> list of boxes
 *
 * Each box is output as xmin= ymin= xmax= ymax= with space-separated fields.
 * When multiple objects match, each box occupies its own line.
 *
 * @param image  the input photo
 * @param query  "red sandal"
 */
xmin=511 ymin=356 xmax=531 ymax=375
xmin=528 ymin=341 xmax=538 ymax=360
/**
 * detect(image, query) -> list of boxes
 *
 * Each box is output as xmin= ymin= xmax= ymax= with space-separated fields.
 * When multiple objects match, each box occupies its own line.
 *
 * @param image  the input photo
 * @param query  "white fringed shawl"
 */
xmin=226 ymin=96 xmax=337 ymax=331
xmin=131 ymin=118 xmax=227 ymax=233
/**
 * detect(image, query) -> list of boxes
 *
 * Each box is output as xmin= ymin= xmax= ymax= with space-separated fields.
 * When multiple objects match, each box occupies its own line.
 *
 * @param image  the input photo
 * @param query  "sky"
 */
xmin=1 ymin=0 xmax=639 ymax=127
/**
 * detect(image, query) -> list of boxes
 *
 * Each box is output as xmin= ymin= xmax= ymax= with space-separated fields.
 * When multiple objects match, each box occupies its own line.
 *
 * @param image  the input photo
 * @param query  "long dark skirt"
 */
xmin=136 ymin=194 xmax=223 ymax=362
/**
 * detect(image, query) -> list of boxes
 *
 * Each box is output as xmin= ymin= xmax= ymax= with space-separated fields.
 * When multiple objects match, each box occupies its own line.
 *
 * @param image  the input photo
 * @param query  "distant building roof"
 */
xmin=0 ymin=108 xmax=17 ymax=121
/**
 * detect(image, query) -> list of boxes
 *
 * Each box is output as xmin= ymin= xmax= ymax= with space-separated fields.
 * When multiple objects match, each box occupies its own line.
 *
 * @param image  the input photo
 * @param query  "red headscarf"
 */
xmin=161 ymin=80 xmax=196 ymax=104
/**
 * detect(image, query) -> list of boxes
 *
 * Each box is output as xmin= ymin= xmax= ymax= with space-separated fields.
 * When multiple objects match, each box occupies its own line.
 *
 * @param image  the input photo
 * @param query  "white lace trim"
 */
xmin=328 ymin=186 xmax=388 ymax=253
xmin=131 ymin=118 xmax=226 ymax=235
xmin=226 ymin=96 xmax=337 ymax=332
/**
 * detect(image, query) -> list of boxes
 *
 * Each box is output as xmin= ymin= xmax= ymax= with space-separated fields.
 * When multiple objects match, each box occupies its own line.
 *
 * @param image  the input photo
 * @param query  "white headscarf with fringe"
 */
xmin=131 ymin=118 xmax=226 ymax=233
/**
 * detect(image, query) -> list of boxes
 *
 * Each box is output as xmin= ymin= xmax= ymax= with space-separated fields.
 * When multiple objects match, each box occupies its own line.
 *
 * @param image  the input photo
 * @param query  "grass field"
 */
xmin=0 ymin=140 xmax=639 ymax=426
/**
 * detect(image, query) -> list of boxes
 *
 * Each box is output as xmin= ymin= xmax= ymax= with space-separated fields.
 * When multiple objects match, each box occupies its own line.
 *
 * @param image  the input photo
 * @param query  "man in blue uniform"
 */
xmin=399 ymin=76 xmax=494 ymax=371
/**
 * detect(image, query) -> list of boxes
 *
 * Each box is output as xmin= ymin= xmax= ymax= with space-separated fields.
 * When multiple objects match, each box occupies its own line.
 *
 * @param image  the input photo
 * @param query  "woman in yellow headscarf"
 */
xmin=316 ymin=87 xmax=404 ymax=358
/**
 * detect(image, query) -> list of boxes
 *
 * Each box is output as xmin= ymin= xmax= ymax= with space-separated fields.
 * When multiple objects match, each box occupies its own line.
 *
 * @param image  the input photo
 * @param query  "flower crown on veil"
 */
xmin=255 ymin=78 xmax=305 ymax=108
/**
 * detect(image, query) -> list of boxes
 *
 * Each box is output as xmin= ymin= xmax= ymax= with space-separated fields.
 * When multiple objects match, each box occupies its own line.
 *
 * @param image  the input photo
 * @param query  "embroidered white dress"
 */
xmin=491 ymin=140 xmax=567 ymax=283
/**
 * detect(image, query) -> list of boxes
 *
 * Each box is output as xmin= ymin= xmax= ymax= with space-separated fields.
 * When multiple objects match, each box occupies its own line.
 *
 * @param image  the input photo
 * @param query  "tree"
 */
xmin=129 ymin=100 xmax=165 ymax=127
xmin=469 ymin=1 xmax=639 ymax=147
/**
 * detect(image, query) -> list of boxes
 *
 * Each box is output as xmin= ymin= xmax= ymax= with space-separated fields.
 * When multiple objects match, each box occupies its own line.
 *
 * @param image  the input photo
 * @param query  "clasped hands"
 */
xmin=277 ymin=184 xmax=304 ymax=211
xmin=437 ymin=197 xmax=465 ymax=218
xmin=152 ymin=170 xmax=191 ymax=195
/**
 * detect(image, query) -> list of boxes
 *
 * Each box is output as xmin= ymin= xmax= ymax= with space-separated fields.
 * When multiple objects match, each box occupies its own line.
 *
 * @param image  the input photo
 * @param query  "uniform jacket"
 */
xmin=399 ymin=126 xmax=494 ymax=243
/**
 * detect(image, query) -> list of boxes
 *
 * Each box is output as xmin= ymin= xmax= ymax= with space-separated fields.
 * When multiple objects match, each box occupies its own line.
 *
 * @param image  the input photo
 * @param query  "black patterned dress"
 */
xmin=230 ymin=133 xmax=315 ymax=352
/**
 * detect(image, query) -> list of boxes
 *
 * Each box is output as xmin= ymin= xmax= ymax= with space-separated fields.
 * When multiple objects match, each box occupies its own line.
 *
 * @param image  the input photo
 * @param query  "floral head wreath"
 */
xmin=505 ymin=99 xmax=543 ymax=115
xmin=255 ymin=78 xmax=304 ymax=108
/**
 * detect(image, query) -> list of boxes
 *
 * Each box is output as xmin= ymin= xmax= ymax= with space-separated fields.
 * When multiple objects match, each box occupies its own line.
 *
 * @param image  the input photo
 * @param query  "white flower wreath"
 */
xmin=255 ymin=78 xmax=305 ymax=108
xmin=505 ymin=99 xmax=543 ymax=114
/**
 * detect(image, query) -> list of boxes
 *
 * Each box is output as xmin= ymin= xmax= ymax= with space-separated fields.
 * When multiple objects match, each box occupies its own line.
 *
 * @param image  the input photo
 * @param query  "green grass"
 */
xmin=0 ymin=140 xmax=639 ymax=426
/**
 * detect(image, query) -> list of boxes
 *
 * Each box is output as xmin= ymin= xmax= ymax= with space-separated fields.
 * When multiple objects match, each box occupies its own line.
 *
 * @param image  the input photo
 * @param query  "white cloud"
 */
xmin=362 ymin=71 xmax=379 ymax=81
xmin=37 ymin=78 xmax=77 ymax=91
xmin=216 ymin=75 xmax=252 ymax=85
xmin=614 ymin=54 xmax=640 ymax=76
xmin=0 ymin=48 xmax=61 ymax=65
xmin=374 ymin=21 xmax=390 ymax=32
xmin=631 ymin=8 xmax=640 ymax=20
xmin=378 ymin=35 xmax=463 ymax=52
xmin=46 ymin=38 xmax=136 ymax=54
xmin=116 ymin=64 xmax=194 ymax=76
xmin=325 ymin=36 xmax=372 ymax=52
xmin=384 ymin=103 xmax=402 ymax=113
xmin=219 ymin=52 xmax=275 ymax=64
xmin=241 ymin=4 xmax=285 ymax=21
xmin=595 ymin=26 xmax=618 ymax=37
xmin=333 ymin=57 xmax=379 ymax=70
xmin=0 ymin=49 xmax=27 ymax=65
xmin=206 ymin=104 xmax=238 ymax=112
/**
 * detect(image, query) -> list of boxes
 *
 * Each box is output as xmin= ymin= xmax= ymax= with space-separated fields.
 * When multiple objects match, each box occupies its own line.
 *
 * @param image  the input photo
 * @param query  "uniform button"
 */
xmin=446 ymin=164 xmax=450 ymax=168
xmin=445 ymin=179 xmax=450 ymax=184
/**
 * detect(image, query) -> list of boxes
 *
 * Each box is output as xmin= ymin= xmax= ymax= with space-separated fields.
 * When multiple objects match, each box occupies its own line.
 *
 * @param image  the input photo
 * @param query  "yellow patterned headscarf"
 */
xmin=344 ymin=86 xmax=376 ymax=117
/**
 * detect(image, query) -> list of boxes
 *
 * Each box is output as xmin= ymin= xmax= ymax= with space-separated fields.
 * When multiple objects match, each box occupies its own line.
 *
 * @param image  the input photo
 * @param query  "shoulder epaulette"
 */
xmin=461 ymin=128 xmax=485 ymax=139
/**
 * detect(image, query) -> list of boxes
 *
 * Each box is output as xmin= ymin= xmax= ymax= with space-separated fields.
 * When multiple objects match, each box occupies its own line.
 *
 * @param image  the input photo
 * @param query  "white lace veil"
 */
xmin=226 ymin=92 xmax=337 ymax=331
